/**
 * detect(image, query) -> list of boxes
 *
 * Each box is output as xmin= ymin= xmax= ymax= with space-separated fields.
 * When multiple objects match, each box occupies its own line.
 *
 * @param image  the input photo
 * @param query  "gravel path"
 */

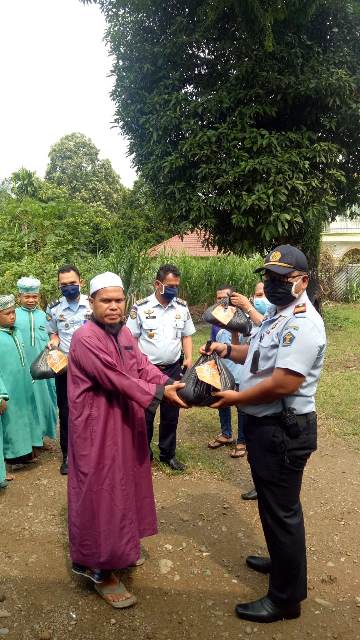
xmin=0 ymin=421 xmax=359 ymax=640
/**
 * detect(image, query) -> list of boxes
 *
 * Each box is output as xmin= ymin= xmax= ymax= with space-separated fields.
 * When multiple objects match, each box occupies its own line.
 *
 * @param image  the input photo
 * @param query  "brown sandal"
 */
xmin=230 ymin=444 xmax=247 ymax=458
xmin=208 ymin=434 xmax=234 ymax=449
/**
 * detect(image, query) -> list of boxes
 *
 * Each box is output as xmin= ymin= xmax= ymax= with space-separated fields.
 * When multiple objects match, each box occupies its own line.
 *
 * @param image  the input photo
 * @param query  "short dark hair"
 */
xmin=156 ymin=263 xmax=180 ymax=282
xmin=216 ymin=284 xmax=233 ymax=293
xmin=57 ymin=264 xmax=80 ymax=279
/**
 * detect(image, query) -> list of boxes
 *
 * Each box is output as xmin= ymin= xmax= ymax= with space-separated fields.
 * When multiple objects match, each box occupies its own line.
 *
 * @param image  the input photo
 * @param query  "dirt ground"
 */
xmin=0 ymin=419 xmax=359 ymax=640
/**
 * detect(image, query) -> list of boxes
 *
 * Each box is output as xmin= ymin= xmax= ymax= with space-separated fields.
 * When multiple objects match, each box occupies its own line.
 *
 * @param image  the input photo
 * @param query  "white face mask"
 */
xmin=291 ymin=277 xmax=303 ymax=300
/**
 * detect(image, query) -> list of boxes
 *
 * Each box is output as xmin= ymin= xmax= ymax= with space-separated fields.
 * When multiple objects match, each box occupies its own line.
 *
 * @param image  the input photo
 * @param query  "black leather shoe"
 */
xmin=60 ymin=457 xmax=68 ymax=475
xmin=160 ymin=457 xmax=186 ymax=471
xmin=241 ymin=487 xmax=257 ymax=500
xmin=235 ymin=596 xmax=301 ymax=623
xmin=246 ymin=555 xmax=271 ymax=574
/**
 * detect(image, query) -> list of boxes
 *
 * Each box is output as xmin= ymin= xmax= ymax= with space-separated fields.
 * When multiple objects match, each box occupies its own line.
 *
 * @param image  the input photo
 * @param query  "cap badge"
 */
xmin=270 ymin=250 xmax=281 ymax=262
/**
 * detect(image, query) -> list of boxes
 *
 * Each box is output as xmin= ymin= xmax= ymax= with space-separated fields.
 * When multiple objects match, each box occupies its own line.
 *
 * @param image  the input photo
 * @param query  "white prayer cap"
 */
xmin=17 ymin=276 xmax=41 ymax=293
xmin=90 ymin=272 xmax=124 ymax=296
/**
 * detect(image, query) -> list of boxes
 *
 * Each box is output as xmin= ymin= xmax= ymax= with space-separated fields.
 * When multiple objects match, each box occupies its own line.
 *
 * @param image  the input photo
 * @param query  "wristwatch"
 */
xmin=225 ymin=344 xmax=232 ymax=359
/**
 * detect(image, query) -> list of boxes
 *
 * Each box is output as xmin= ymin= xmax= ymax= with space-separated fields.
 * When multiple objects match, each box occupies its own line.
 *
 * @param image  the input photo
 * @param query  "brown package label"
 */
xmin=195 ymin=360 xmax=222 ymax=390
xmin=211 ymin=304 xmax=236 ymax=326
xmin=47 ymin=350 xmax=68 ymax=374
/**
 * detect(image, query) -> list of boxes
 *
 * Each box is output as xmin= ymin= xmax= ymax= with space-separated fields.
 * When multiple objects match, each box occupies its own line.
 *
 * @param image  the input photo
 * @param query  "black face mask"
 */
xmin=263 ymin=279 xmax=296 ymax=307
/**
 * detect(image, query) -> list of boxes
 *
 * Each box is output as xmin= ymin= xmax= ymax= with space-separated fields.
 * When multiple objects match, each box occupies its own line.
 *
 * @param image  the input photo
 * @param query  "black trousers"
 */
xmin=244 ymin=412 xmax=317 ymax=606
xmin=145 ymin=360 xmax=181 ymax=461
xmin=55 ymin=371 xmax=69 ymax=458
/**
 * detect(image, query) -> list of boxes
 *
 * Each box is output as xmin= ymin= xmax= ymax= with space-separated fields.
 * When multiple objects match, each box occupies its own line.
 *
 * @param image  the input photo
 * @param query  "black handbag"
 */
xmin=30 ymin=347 xmax=67 ymax=380
xmin=177 ymin=352 xmax=236 ymax=407
xmin=202 ymin=296 xmax=252 ymax=335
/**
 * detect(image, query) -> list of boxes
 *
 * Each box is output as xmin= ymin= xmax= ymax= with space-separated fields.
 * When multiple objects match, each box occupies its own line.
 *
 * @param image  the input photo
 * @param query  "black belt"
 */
xmin=156 ymin=360 xmax=180 ymax=371
xmin=246 ymin=412 xmax=316 ymax=427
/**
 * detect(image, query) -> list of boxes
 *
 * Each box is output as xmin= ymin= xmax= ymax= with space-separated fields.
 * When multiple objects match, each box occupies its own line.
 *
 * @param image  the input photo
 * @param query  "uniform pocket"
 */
xmin=246 ymin=424 xmax=285 ymax=481
xmin=284 ymin=416 xmax=317 ymax=471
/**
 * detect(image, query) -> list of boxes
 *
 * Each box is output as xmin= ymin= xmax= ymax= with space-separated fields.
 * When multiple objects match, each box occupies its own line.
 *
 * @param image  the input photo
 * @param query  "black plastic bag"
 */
xmin=177 ymin=352 xmax=236 ymax=407
xmin=30 ymin=347 xmax=67 ymax=380
xmin=203 ymin=296 xmax=252 ymax=335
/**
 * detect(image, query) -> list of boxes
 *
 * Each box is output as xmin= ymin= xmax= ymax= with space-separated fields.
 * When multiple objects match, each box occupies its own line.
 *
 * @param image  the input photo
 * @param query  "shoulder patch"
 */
xmin=282 ymin=331 xmax=296 ymax=347
xmin=176 ymin=297 xmax=188 ymax=307
xmin=129 ymin=307 xmax=137 ymax=320
xmin=48 ymin=299 xmax=60 ymax=310
xmin=47 ymin=300 xmax=60 ymax=311
xmin=293 ymin=303 xmax=306 ymax=315
xmin=135 ymin=297 xmax=149 ymax=306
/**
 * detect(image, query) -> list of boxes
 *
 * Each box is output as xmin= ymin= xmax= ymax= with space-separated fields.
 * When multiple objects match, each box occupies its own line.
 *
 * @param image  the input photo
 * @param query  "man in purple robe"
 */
xmin=67 ymin=272 xmax=187 ymax=608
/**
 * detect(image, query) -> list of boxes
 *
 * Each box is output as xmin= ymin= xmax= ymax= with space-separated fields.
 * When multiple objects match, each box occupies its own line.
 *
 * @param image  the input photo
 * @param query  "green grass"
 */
xmin=317 ymin=303 xmax=360 ymax=446
xmin=153 ymin=304 xmax=360 ymax=479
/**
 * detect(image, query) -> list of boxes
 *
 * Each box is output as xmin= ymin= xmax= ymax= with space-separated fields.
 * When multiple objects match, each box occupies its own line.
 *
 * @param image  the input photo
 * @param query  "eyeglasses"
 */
xmin=262 ymin=272 xmax=304 ymax=284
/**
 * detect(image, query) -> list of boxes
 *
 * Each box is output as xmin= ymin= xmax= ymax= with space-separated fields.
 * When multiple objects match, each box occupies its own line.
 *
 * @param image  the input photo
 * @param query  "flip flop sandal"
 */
xmin=95 ymin=580 xmax=137 ymax=609
xmin=230 ymin=444 xmax=247 ymax=458
xmin=208 ymin=435 xmax=234 ymax=449
xmin=72 ymin=564 xmax=108 ymax=584
xmin=130 ymin=552 xmax=146 ymax=567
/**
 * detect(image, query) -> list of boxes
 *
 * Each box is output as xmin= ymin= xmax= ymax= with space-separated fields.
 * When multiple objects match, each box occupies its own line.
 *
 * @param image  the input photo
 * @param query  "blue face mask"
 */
xmin=253 ymin=298 xmax=270 ymax=315
xmin=61 ymin=284 xmax=80 ymax=300
xmin=162 ymin=285 xmax=178 ymax=301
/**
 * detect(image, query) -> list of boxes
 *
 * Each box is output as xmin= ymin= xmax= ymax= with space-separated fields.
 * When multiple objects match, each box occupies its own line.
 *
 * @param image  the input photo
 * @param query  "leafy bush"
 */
xmin=343 ymin=281 xmax=360 ymax=303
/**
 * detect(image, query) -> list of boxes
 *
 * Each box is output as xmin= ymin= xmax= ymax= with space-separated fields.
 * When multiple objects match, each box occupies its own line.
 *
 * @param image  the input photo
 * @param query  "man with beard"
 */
xmin=203 ymin=245 xmax=326 ymax=623
xmin=67 ymin=272 xmax=188 ymax=608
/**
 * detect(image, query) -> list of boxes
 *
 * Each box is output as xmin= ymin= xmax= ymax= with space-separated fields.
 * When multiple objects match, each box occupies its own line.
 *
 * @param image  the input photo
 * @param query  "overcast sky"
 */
xmin=0 ymin=0 xmax=137 ymax=187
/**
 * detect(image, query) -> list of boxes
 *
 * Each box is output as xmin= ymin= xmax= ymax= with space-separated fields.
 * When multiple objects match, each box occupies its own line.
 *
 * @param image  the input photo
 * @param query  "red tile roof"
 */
xmin=148 ymin=230 xmax=220 ymax=257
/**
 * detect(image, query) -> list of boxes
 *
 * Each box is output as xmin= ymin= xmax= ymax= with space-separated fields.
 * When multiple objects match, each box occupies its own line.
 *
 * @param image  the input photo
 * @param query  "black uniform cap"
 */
xmin=254 ymin=244 xmax=308 ymax=275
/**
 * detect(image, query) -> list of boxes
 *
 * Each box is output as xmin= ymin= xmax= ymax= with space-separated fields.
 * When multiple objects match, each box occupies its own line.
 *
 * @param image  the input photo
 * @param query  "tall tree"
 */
xmin=45 ymin=132 xmax=126 ymax=213
xmin=83 ymin=0 xmax=360 ymax=267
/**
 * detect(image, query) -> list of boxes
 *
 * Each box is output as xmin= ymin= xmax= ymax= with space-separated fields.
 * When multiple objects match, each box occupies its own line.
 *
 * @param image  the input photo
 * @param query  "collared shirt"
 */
xmin=239 ymin=291 xmax=326 ymax=417
xmin=45 ymin=294 xmax=92 ymax=354
xmin=126 ymin=292 xmax=196 ymax=365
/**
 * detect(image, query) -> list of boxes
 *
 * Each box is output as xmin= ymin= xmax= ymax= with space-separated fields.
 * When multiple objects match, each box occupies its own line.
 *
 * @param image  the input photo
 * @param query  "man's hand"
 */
xmin=47 ymin=336 xmax=60 ymax=350
xmin=210 ymin=390 xmax=242 ymax=409
xmin=182 ymin=358 xmax=192 ymax=370
xmin=0 ymin=399 xmax=7 ymax=415
xmin=164 ymin=382 xmax=190 ymax=408
xmin=199 ymin=341 xmax=227 ymax=358
xmin=230 ymin=292 xmax=251 ymax=311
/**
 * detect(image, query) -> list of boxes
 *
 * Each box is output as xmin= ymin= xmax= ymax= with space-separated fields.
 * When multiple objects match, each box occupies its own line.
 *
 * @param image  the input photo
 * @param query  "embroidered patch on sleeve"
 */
xmin=282 ymin=331 xmax=296 ymax=347
xmin=129 ymin=308 xmax=137 ymax=319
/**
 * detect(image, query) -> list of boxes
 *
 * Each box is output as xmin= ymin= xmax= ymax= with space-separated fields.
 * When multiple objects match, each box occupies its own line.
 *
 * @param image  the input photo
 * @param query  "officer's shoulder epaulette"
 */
xmin=176 ymin=297 xmax=188 ymax=307
xmin=135 ymin=297 xmax=149 ymax=306
xmin=48 ymin=299 xmax=60 ymax=310
xmin=293 ymin=303 xmax=307 ymax=315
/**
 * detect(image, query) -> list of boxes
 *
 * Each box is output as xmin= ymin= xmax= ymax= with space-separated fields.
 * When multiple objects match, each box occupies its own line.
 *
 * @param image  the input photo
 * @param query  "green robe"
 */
xmin=16 ymin=307 xmax=57 ymax=439
xmin=0 ymin=326 xmax=40 ymax=457
xmin=0 ymin=373 xmax=9 ymax=483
